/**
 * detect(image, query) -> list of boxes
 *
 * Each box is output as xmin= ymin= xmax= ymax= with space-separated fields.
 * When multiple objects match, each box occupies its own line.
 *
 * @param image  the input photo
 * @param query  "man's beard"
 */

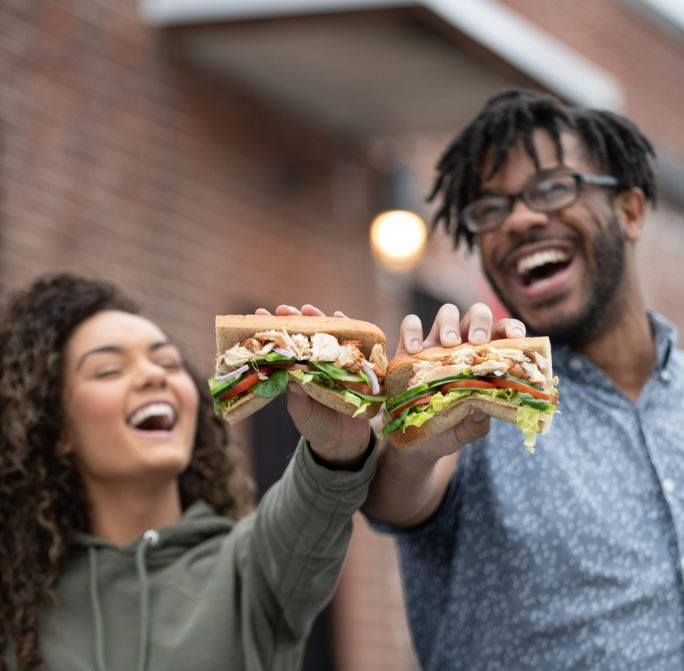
xmin=484 ymin=215 xmax=627 ymax=347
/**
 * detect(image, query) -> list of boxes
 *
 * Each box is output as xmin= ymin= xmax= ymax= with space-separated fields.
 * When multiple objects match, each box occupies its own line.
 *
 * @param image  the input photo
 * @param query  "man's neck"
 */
xmin=575 ymin=301 xmax=656 ymax=402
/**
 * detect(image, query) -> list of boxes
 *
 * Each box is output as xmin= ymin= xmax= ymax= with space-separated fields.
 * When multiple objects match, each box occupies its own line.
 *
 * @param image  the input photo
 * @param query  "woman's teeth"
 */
xmin=129 ymin=403 xmax=177 ymax=431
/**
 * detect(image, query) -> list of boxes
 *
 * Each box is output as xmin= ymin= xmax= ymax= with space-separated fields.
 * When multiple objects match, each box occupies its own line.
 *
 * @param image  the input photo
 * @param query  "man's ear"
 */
xmin=615 ymin=187 xmax=646 ymax=242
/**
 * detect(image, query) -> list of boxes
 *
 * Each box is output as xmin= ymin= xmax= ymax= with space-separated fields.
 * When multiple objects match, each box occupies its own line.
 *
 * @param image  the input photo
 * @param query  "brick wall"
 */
xmin=501 ymin=0 xmax=684 ymax=158
xmin=0 ymin=1 xmax=417 ymax=669
xmin=0 ymin=0 xmax=386 ymax=359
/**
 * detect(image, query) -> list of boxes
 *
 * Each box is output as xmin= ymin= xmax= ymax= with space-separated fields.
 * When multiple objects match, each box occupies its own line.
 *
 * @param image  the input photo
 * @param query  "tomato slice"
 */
xmin=488 ymin=377 xmax=551 ymax=401
xmin=389 ymin=394 xmax=432 ymax=418
xmin=220 ymin=368 xmax=271 ymax=401
xmin=342 ymin=380 xmax=373 ymax=395
xmin=440 ymin=379 xmax=497 ymax=393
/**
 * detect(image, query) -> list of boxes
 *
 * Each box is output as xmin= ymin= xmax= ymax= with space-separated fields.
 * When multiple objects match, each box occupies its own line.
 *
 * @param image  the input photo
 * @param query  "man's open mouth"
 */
xmin=515 ymin=248 xmax=572 ymax=287
xmin=127 ymin=402 xmax=178 ymax=432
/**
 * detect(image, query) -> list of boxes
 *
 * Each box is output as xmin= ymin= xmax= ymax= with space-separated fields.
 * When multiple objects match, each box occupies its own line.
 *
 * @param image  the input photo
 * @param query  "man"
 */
xmin=364 ymin=89 xmax=684 ymax=669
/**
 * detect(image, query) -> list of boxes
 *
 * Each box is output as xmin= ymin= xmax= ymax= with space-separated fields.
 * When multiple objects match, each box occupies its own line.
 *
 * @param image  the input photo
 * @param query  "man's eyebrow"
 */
xmin=75 ymin=340 xmax=172 ymax=370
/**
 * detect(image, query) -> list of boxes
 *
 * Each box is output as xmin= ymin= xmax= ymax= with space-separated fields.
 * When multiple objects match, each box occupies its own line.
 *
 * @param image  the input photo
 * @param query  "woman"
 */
xmin=0 ymin=274 xmax=376 ymax=671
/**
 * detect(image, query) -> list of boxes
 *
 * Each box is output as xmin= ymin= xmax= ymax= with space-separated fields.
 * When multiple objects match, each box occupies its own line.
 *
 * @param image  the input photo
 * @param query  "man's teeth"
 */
xmin=517 ymin=249 xmax=570 ymax=275
xmin=130 ymin=403 xmax=176 ymax=429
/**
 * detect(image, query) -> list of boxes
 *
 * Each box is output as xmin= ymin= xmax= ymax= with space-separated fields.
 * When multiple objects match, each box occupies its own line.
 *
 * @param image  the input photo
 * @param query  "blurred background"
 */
xmin=2 ymin=1 xmax=683 ymax=669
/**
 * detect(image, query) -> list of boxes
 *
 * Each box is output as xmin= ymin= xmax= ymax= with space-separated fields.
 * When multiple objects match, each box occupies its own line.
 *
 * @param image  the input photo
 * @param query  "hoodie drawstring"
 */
xmin=87 ymin=530 xmax=159 ymax=671
xmin=88 ymin=547 xmax=108 ymax=671
xmin=135 ymin=530 xmax=158 ymax=671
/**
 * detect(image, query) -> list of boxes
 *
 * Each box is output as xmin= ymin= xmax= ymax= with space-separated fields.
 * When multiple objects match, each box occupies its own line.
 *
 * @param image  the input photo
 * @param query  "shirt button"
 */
xmin=663 ymin=478 xmax=676 ymax=494
xmin=660 ymin=369 xmax=671 ymax=383
xmin=568 ymin=357 xmax=583 ymax=372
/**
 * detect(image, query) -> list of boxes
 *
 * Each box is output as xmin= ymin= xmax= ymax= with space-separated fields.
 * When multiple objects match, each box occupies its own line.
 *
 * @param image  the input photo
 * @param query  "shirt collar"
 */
xmin=647 ymin=309 xmax=678 ymax=372
xmin=551 ymin=309 xmax=678 ymax=377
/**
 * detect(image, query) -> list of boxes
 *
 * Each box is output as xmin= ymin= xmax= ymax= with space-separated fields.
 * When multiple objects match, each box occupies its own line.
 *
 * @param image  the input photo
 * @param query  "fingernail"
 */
xmin=511 ymin=326 xmax=524 ymax=337
xmin=471 ymin=410 xmax=487 ymax=422
xmin=470 ymin=328 xmax=487 ymax=343
xmin=408 ymin=338 xmax=421 ymax=353
xmin=444 ymin=330 xmax=459 ymax=344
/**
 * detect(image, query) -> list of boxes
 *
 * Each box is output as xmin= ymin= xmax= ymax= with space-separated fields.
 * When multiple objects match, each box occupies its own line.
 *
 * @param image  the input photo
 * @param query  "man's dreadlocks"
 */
xmin=429 ymin=88 xmax=657 ymax=250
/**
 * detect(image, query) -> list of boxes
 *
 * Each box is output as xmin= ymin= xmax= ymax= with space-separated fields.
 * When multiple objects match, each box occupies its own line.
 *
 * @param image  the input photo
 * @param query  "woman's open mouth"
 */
xmin=127 ymin=402 xmax=178 ymax=433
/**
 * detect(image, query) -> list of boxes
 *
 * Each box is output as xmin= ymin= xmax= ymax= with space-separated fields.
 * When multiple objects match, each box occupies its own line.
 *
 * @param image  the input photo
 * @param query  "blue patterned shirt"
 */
xmin=376 ymin=311 xmax=684 ymax=670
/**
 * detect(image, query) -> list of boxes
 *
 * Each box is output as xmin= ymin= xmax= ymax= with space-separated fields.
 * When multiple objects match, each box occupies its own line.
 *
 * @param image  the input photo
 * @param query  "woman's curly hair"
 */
xmin=0 ymin=273 xmax=255 ymax=670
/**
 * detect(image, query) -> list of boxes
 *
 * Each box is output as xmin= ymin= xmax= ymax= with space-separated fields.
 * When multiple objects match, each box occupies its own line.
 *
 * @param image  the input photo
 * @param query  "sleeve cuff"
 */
xmin=294 ymin=433 xmax=377 ymax=502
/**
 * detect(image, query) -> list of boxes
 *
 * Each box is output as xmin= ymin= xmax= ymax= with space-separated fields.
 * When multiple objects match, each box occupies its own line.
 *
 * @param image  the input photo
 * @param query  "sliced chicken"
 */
xmin=218 ymin=345 xmax=256 ymax=372
xmin=310 ymin=333 xmax=341 ymax=362
xmin=410 ymin=361 xmax=472 ymax=387
xmin=470 ymin=359 xmax=510 ymax=376
xmin=336 ymin=344 xmax=365 ymax=372
xmin=369 ymin=343 xmax=388 ymax=377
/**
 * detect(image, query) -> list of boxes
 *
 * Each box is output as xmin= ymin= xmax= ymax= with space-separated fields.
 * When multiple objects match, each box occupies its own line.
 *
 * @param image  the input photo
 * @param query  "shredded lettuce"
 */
xmin=288 ymin=368 xmax=315 ymax=385
xmin=342 ymin=390 xmax=371 ymax=417
xmin=213 ymin=395 xmax=239 ymax=415
xmin=384 ymin=386 xmax=556 ymax=449
xmin=515 ymin=405 xmax=543 ymax=452
xmin=401 ymin=389 xmax=474 ymax=431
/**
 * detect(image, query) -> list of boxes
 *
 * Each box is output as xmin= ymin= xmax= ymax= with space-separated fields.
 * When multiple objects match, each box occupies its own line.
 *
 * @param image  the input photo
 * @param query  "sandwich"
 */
xmin=381 ymin=337 xmax=558 ymax=450
xmin=209 ymin=315 xmax=388 ymax=425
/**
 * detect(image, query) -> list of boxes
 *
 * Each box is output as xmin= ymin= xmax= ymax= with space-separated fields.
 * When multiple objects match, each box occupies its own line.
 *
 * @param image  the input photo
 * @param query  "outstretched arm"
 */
xmin=363 ymin=303 xmax=526 ymax=527
xmin=232 ymin=303 xmax=375 ymax=657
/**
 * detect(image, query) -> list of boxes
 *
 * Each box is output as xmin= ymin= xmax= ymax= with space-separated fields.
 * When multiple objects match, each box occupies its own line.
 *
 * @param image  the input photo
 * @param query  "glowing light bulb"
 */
xmin=370 ymin=210 xmax=427 ymax=272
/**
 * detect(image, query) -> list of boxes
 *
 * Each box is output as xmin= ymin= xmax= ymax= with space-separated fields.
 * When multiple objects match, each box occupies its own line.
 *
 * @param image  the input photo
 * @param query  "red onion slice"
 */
xmin=214 ymin=364 xmax=249 ymax=382
xmin=273 ymin=347 xmax=296 ymax=358
xmin=361 ymin=360 xmax=380 ymax=395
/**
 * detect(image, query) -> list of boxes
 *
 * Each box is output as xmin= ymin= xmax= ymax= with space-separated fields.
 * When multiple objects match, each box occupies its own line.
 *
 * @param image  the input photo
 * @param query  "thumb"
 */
xmin=286 ymin=383 xmax=316 ymax=433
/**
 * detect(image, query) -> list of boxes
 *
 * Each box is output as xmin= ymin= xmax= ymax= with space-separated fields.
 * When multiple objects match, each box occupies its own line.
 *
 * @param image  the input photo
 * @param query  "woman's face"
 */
xmin=61 ymin=310 xmax=199 ymax=486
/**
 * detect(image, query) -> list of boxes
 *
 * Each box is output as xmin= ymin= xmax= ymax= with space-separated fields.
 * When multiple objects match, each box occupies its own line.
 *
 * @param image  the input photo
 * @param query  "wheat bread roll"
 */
xmin=215 ymin=315 xmax=386 ymax=357
xmin=215 ymin=314 xmax=386 ymax=423
xmin=384 ymin=337 xmax=554 ymax=447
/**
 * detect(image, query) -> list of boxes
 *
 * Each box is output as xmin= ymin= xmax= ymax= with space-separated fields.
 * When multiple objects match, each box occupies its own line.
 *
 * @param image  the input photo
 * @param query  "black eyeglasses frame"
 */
xmin=462 ymin=170 xmax=620 ymax=235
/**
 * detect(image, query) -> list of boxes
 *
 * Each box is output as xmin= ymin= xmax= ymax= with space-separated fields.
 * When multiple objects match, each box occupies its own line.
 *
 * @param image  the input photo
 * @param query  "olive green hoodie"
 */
xmin=5 ymin=438 xmax=376 ymax=671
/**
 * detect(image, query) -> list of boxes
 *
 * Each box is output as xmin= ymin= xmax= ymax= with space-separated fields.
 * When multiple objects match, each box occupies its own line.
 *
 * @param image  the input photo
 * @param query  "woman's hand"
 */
xmin=255 ymin=304 xmax=371 ymax=469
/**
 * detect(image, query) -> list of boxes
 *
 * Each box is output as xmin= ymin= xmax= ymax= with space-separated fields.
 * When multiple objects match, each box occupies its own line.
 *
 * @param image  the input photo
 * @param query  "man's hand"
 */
xmin=255 ymin=304 xmax=371 ymax=468
xmin=391 ymin=302 xmax=526 ymax=460
xmin=363 ymin=303 xmax=526 ymax=527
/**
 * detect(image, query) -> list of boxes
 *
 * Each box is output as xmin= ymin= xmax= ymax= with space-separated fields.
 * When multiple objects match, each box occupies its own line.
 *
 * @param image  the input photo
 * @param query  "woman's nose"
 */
xmin=134 ymin=361 xmax=168 ymax=389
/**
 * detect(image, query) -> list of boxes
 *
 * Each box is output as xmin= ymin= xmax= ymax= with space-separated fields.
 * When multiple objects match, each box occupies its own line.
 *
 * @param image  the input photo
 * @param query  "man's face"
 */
xmin=476 ymin=130 xmax=628 ymax=345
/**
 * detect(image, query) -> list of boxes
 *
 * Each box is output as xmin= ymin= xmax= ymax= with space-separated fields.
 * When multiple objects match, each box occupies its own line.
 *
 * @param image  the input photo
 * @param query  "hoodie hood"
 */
xmin=73 ymin=500 xmax=234 ymax=557
xmin=73 ymin=501 xmax=234 ymax=671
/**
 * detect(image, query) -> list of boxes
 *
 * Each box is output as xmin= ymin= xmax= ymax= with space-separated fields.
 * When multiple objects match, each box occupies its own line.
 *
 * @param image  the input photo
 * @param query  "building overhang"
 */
xmin=140 ymin=0 xmax=624 ymax=139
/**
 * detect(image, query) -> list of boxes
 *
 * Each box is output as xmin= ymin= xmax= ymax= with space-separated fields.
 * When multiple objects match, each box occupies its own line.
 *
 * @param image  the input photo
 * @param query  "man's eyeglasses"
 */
xmin=462 ymin=171 xmax=620 ymax=235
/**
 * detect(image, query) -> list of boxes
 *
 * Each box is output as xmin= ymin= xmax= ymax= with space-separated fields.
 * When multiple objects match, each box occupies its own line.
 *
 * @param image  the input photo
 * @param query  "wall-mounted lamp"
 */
xmin=370 ymin=209 xmax=427 ymax=273
xmin=369 ymin=164 xmax=427 ymax=273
